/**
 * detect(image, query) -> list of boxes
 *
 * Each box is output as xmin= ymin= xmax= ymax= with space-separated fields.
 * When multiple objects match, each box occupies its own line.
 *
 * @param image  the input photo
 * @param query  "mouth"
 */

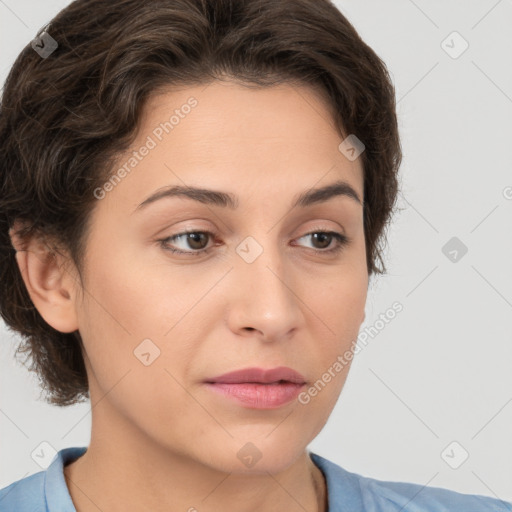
xmin=203 ymin=367 xmax=306 ymax=409
xmin=204 ymin=366 xmax=306 ymax=385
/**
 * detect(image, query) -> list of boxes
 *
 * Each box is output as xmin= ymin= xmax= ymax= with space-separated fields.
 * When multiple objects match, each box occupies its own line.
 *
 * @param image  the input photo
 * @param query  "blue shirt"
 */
xmin=0 ymin=446 xmax=510 ymax=511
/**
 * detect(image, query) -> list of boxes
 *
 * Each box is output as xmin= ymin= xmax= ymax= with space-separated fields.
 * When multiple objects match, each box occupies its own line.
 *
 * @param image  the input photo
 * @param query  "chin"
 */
xmin=199 ymin=435 xmax=308 ymax=475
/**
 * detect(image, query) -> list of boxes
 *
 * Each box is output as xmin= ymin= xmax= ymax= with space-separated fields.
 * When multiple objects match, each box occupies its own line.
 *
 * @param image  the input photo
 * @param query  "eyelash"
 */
xmin=157 ymin=229 xmax=350 ymax=257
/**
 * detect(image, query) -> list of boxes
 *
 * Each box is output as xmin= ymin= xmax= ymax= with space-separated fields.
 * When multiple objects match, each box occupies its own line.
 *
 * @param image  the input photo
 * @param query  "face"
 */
xmin=70 ymin=80 xmax=368 ymax=473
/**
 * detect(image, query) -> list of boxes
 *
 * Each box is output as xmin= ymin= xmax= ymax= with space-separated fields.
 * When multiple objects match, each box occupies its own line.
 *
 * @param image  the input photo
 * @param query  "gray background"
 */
xmin=1 ymin=0 xmax=511 ymax=502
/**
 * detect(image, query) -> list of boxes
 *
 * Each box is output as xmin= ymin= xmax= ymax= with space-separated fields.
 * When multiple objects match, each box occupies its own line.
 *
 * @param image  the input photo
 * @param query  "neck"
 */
xmin=64 ymin=414 xmax=327 ymax=512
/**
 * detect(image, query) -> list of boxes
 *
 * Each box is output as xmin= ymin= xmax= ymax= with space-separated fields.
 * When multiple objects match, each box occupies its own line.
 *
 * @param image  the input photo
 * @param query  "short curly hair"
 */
xmin=0 ymin=0 xmax=402 ymax=406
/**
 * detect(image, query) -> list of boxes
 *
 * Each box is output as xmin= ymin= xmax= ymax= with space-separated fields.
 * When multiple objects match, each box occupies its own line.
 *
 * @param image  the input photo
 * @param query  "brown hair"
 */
xmin=0 ymin=0 xmax=401 ymax=406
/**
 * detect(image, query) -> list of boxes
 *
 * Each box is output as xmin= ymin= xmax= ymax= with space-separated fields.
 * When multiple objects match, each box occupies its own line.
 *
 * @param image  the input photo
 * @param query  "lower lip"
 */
xmin=204 ymin=382 xmax=305 ymax=409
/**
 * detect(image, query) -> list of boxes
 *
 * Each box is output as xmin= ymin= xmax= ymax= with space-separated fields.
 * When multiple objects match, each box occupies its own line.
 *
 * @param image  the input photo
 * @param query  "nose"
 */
xmin=225 ymin=238 xmax=304 ymax=342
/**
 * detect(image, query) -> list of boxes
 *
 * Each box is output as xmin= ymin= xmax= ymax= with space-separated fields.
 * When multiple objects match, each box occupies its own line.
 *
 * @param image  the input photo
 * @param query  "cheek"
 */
xmin=76 ymin=244 xmax=213 ymax=392
xmin=80 ymin=242 xmax=187 ymax=340
xmin=314 ymin=259 xmax=367 ymax=329
xmin=305 ymin=256 xmax=367 ymax=369
xmin=76 ymin=262 xmax=203 ymax=440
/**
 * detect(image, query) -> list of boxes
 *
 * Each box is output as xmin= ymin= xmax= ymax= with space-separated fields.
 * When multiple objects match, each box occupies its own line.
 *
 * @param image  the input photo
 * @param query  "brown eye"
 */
xmin=159 ymin=231 xmax=215 ymax=255
xmin=295 ymin=231 xmax=349 ymax=254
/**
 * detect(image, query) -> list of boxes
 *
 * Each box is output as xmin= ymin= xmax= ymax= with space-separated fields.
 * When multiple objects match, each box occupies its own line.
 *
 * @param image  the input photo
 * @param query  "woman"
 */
xmin=0 ymin=0 xmax=510 ymax=511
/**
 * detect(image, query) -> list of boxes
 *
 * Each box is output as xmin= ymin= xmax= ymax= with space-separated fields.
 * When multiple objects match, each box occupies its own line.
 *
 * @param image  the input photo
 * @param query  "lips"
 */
xmin=204 ymin=366 xmax=306 ymax=409
xmin=205 ymin=366 xmax=306 ymax=385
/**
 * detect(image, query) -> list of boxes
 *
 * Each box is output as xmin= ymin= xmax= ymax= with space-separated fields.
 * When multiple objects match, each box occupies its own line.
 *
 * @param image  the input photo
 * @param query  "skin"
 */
xmin=10 ymin=80 xmax=368 ymax=512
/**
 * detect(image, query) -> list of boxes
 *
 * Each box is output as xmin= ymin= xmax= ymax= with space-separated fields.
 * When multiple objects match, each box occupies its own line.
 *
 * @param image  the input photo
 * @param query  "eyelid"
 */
xmin=160 ymin=229 xmax=218 ymax=255
xmin=157 ymin=226 xmax=349 ymax=257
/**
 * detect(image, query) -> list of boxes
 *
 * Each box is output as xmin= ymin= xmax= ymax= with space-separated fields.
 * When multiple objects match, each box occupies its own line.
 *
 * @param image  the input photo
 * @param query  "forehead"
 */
xmin=96 ymin=80 xmax=364 ymax=217
xmin=138 ymin=80 xmax=351 ymax=158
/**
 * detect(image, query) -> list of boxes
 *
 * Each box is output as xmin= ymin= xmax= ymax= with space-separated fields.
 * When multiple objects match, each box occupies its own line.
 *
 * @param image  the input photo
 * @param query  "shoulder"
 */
xmin=0 ymin=470 xmax=46 ymax=512
xmin=310 ymin=452 xmax=512 ymax=512
xmin=359 ymin=474 xmax=512 ymax=512
xmin=0 ymin=446 xmax=87 ymax=512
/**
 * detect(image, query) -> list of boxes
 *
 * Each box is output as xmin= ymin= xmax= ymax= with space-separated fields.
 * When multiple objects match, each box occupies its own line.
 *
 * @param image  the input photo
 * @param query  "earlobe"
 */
xmin=9 ymin=225 xmax=79 ymax=333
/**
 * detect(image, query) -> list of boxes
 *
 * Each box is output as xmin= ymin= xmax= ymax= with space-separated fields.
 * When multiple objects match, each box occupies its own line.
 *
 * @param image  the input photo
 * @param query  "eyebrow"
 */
xmin=134 ymin=179 xmax=362 ymax=213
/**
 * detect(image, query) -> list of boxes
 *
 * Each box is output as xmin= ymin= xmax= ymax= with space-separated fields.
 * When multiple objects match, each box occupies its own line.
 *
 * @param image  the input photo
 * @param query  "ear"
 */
xmin=9 ymin=221 xmax=80 ymax=333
